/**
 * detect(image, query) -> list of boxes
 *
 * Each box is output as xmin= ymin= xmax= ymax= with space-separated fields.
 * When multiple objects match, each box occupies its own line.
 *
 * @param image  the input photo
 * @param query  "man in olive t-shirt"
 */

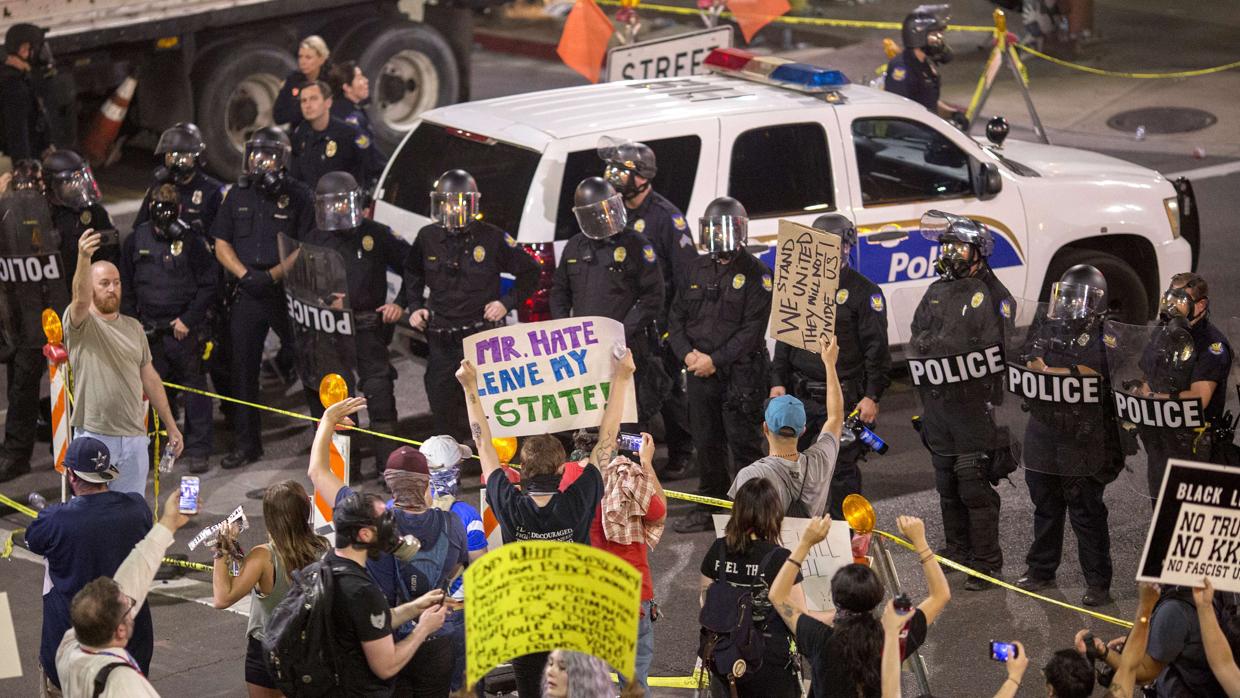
xmin=65 ymin=230 xmax=183 ymax=495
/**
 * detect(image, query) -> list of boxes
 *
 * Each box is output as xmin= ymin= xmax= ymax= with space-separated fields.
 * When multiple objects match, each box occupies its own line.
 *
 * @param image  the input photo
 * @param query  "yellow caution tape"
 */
xmin=0 ymin=491 xmax=39 ymax=519
xmin=2 ymin=528 xmax=25 ymax=559
xmin=1015 ymin=43 xmax=1240 ymax=79
xmin=594 ymin=0 xmax=994 ymax=33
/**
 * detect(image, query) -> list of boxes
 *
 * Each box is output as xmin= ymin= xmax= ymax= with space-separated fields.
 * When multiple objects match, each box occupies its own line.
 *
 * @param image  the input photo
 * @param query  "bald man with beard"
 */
xmin=66 ymin=230 xmax=183 ymax=496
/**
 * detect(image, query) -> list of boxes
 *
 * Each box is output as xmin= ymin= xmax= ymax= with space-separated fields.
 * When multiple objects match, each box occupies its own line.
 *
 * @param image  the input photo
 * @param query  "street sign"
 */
xmin=605 ymin=26 xmax=733 ymax=82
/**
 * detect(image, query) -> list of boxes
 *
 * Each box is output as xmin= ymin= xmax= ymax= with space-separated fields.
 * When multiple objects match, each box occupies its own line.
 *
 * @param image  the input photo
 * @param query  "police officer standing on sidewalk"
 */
xmin=669 ymin=197 xmax=771 ymax=533
xmin=211 ymin=127 xmax=314 ymax=469
xmin=909 ymin=210 xmax=1013 ymax=590
xmin=43 ymin=149 xmax=118 ymax=266
xmin=885 ymin=5 xmax=963 ymax=122
xmin=406 ymin=169 xmax=540 ymax=441
xmin=0 ymin=23 xmax=51 ymax=162
xmin=551 ymin=177 xmax=665 ymax=429
xmin=601 ymin=139 xmax=697 ymax=477
xmin=1014 ymin=265 xmax=1117 ymax=607
xmin=120 ymin=184 xmax=219 ymax=474
xmin=289 ymin=81 xmax=382 ymax=193
xmin=770 ymin=213 xmax=890 ymax=519
xmin=302 ymin=171 xmax=409 ymax=474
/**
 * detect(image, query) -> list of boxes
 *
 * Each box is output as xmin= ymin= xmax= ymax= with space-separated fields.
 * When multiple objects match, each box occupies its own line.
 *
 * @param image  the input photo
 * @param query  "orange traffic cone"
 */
xmin=81 ymin=76 xmax=136 ymax=166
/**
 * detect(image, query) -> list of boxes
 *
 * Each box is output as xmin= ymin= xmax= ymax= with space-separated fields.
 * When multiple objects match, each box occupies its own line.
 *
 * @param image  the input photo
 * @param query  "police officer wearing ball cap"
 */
xmin=42 ymin=149 xmax=118 ymax=267
xmin=909 ymin=210 xmax=1014 ymax=589
xmin=289 ymin=81 xmax=382 ymax=193
xmin=1014 ymin=265 xmax=1117 ymax=607
xmin=601 ymin=138 xmax=697 ymax=477
xmin=120 ymin=184 xmax=219 ymax=474
xmin=301 ymin=171 xmax=409 ymax=473
xmin=770 ymin=213 xmax=891 ymax=519
xmin=885 ymin=4 xmax=963 ymax=122
xmin=0 ymin=23 xmax=51 ymax=161
xmin=669 ymin=197 xmax=772 ymax=533
xmin=550 ymin=177 xmax=665 ymax=427
xmin=1136 ymin=272 xmax=1233 ymax=494
xmin=406 ymin=169 xmax=540 ymax=442
xmin=212 ymin=126 xmax=315 ymax=469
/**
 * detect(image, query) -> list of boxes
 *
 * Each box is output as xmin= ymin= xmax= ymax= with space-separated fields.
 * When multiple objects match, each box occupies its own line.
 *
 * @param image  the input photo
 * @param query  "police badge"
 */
xmin=170 ymin=240 xmax=184 ymax=257
xmin=613 ymin=247 xmax=627 ymax=263
xmin=362 ymin=235 xmax=374 ymax=252
xmin=277 ymin=195 xmax=290 ymax=209
xmin=192 ymin=190 xmax=203 ymax=205
xmin=80 ymin=211 xmax=92 ymax=225
xmin=634 ymin=219 xmax=645 ymax=233
xmin=732 ymin=273 xmax=745 ymax=290
xmin=325 ymin=140 xmax=337 ymax=158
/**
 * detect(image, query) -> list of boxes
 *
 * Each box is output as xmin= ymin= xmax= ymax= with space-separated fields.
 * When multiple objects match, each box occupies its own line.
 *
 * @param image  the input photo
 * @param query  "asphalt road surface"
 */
xmin=2 ymin=48 xmax=1240 ymax=697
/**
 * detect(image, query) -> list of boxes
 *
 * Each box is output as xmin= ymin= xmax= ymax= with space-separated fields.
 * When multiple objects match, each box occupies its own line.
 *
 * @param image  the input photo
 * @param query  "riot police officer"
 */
xmin=550 ymin=177 xmax=665 ymax=428
xmin=770 ymin=213 xmax=891 ymax=519
xmin=134 ymin=123 xmax=225 ymax=236
xmin=301 ymin=171 xmax=409 ymax=473
xmin=0 ymin=23 xmax=51 ymax=161
xmin=885 ymin=5 xmax=960 ymax=120
xmin=601 ymin=138 xmax=697 ymax=477
xmin=120 ymin=184 xmax=219 ymax=474
xmin=909 ymin=210 xmax=1014 ymax=589
xmin=1137 ymin=272 xmax=1233 ymax=494
xmin=668 ymin=197 xmax=771 ymax=533
xmin=405 ymin=169 xmax=539 ymax=442
xmin=289 ymin=81 xmax=382 ymax=193
xmin=1015 ymin=265 xmax=1116 ymax=607
xmin=42 ymin=149 xmax=118 ymax=267
xmin=211 ymin=127 xmax=315 ymax=469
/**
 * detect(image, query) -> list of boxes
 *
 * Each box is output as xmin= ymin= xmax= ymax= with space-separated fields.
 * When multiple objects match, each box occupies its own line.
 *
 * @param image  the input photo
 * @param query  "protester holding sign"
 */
xmin=459 ymin=346 xmax=635 ymax=698
xmin=669 ymin=197 xmax=773 ymax=533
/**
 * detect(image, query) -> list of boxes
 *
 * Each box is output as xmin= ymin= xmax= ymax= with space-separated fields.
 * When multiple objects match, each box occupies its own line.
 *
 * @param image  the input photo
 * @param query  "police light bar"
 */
xmin=703 ymin=48 xmax=850 ymax=94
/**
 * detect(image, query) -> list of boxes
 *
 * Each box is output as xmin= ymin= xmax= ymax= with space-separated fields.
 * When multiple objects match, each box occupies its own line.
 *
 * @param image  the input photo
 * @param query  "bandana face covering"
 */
xmin=384 ymin=470 xmax=431 ymax=513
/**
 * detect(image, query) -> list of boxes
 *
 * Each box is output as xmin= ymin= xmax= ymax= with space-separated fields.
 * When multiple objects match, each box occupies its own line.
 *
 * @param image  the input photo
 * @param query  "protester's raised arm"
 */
xmin=68 ymin=229 xmax=101 ymax=326
xmin=590 ymin=348 xmax=636 ymax=469
xmin=899 ymin=515 xmax=950 ymax=624
xmin=1194 ymin=579 xmax=1240 ymax=697
xmin=1107 ymin=582 xmax=1161 ymax=696
xmin=819 ymin=335 xmax=843 ymax=439
xmin=880 ymin=601 xmax=904 ymax=698
xmin=307 ymin=397 xmax=367 ymax=505
xmin=457 ymin=360 xmax=500 ymax=484
xmin=771 ymin=516 xmax=830 ymax=632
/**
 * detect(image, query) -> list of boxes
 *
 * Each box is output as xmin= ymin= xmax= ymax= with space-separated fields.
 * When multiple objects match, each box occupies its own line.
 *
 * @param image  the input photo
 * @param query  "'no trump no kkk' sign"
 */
xmin=463 ymin=317 xmax=638 ymax=438
xmin=1138 ymin=459 xmax=1240 ymax=593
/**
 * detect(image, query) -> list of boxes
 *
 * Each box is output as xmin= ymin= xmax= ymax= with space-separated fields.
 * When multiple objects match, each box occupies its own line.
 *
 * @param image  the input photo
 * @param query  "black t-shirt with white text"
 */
xmin=485 ymin=466 xmax=601 ymax=544
xmin=699 ymin=538 xmax=802 ymax=664
xmin=327 ymin=551 xmax=395 ymax=697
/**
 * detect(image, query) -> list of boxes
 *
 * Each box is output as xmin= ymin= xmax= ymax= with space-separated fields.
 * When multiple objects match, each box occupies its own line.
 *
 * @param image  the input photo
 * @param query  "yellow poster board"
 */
xmin=464 ymin=541 xmax=641 ymax=689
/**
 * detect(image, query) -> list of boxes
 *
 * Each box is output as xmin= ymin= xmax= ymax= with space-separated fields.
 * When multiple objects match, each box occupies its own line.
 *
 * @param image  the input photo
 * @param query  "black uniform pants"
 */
xmin=425 ymin=329 xmax=469 ymax=443
xmin=1024 ymin=469 xmax=1112 ymax=589
xmin=1143 ymin=429 xmax=1197 ymax=500
xmin=206 ymin=292 xmax=233 ymax=418
xmin=3 ymin=346 xmax=44 ymax=461
xmin=686 ymin=368 xmax=765 ymax=501
xmin=796 ymin=380 xmax=866 ymax=520
xmin=150 ymin=332 xmax=214 ymax=458
xmin=301 ymin=327 xmax=398 ymax=471
xmin=659 ymin=345 xmax=694 ymax=459
xmin=931 ymin=451 xmax=1002 ymax=572
xmin=229 ymin=287 xmax=293 ymax=456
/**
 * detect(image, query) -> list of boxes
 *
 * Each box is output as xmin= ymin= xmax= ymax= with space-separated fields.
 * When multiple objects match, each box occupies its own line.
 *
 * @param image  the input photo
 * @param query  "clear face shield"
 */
xmin=48 ymin=167 xmax=101 ymax=210
xmin=429 ymin=191 xmax=480 ymax=231
xmin=164 ymin=152 xmax=197 ymax=176
xmin=699 ymin=215 xmax=748 ymax=257
xmin=573 ymin=193 xmax=627 ymax=240
xmin=925 ymin=30 xmax=953 ymax=62
xmin=315 ymin=190 xmax=364 ymax=232
xmin=1048 ymin=282 xmax=1105 ymax=320
xmin=244 ymin=144 xmax=288 ymax=176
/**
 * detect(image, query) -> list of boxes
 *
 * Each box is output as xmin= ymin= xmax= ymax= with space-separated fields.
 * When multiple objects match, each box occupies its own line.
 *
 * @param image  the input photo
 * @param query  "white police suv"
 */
xmin=374 ymin=48 xmax=1197 ymax=343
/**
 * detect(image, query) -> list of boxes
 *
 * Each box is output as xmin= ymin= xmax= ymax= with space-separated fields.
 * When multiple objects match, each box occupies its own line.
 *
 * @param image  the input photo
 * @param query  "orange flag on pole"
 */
xmin=556 ymin=0 xmax=616 ymax=83
xmin=727 ymin=0 xmax=791 ymax=43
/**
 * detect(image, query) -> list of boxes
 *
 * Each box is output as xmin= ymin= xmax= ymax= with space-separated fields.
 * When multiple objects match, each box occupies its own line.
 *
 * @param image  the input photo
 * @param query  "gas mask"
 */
xmin=924 ymin=31 xmax=953 ymax=63
xmin=1158 ymin=286 xmax=1203 ymax=324
xmin=150 ymin=200 xmax=187 ymax=241
xmin=604 ymin=164 xmax=648 ymax=200
xmin=933 ymin=240 xmax=975 ymax=281
xmin=164 ymin=152 xmax=198 ymax=180
xmin=363 ymin=509 xmax=421 ymax=561
xmin=256 ymin=169 xmax=287 ymax=199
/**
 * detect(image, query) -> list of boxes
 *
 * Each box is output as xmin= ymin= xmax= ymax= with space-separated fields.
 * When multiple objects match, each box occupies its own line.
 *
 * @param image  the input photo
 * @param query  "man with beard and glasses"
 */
xmin=66 ymin=229 xmax=184 ymax=496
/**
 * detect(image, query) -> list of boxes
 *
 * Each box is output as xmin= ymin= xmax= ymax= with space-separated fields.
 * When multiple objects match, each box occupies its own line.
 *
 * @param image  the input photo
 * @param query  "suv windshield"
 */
xmin=379 ymin=122 xmax=542 ymax=235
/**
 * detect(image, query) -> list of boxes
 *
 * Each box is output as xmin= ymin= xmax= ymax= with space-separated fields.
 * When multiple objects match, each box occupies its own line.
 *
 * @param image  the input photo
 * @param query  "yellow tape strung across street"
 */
xmin=1014 ymin=43 xmax=1240 ymax=79
xmin=0 ymin=491 xmax=213 ymax=572
xmin=593 ymin=0 xmax=994 ymax=33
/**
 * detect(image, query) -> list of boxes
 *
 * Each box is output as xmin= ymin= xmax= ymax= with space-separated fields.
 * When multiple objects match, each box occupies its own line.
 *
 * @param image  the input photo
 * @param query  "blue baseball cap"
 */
xmin=64 ymin=436 xmax=118 ymax=483
xmin=765 ymin=395 xmax=807 ymax=437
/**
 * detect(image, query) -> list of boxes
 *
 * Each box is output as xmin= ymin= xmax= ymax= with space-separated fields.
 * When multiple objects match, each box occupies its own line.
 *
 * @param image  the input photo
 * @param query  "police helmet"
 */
xmin=315 ymin=171 xmax=364 ymax=232
xmin=599 ymin=137 xmax=657 ymax=198
xmin=812 ymin=213 xmax=858 ymax=249
xmin=430 ymin=169 xmax=480 ymax=231
xmin=5 ymin=23 xmax=44 ymax=56
xmin=11 ymin=159 xmax=43 ymax=192
xmin=1048 ymin=264 xmax=1107 ymax=320
xmin=244 ymin=127 xmax=291 ymax=175
xmin=902 ymin=5 xmax=949 ymax=48
xmin=700 ymin=196 xmax=748 ymax=258
xmin=156 ymin=123 xmax=206 ymax=155
xmin=42 ymin=150 xmax=101 ymax=211
xmin=572 ymin=177 xmax=626 ymax=240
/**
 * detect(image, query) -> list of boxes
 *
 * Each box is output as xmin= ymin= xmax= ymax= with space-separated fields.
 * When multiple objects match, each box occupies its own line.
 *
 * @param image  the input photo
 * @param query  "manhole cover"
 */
xmin=1107 ymin=107 xmax=1217 ymax=134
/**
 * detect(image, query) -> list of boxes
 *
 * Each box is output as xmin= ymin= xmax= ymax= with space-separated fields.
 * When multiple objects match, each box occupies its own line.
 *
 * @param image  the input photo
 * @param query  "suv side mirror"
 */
xmin=973 ymin=161 xmax=1002 ymax=200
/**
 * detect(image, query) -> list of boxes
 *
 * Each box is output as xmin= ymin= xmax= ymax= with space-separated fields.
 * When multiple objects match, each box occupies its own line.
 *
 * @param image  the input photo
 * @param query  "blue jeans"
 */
xmin=75 ymin=429 xmax=150 ymax=497
xmin=619 ymin=600 xmax=655 ymax=698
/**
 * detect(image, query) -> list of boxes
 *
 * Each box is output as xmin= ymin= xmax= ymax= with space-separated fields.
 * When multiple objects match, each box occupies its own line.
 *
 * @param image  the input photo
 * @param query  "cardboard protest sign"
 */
xmin=768 ymin=220 xmax=842 ymax=350
xmin=464 ymin=541 xmax=641 ymax=689
xmin=1138 ymin=459 xmax=1240 ymax=592
xmin=713 ymin=514 xmax=852 ymax=611
xmin=463 ymin=317 xmax=637 ymax=438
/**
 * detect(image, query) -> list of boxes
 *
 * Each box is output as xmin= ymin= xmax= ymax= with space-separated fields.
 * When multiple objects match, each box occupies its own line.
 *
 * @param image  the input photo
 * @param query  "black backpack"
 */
xmin=698 ymin=545 xmax=769 ymax=697
xmin=263 ymin=556 xmax=370 ymax=697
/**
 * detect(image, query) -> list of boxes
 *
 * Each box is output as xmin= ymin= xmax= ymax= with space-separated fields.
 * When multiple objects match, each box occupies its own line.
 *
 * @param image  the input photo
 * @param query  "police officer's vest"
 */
xmin=128 ymin=223 xmax=200 ymax=322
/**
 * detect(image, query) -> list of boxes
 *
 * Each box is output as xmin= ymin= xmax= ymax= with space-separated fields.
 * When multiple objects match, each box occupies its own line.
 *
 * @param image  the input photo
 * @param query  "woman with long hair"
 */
xmin=697 ymin=478 xmax=808 ymax=697
xmin=211 ymin=480 xmax=329 ymax=697
xmin=542 ymin=649 xmax=614 ymax=697
xmin=769 ymin=515 xmax=951 ymax=698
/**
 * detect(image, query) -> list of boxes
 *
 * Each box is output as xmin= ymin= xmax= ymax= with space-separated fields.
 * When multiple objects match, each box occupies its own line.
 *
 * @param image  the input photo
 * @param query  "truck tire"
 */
xmin=348 ymin=22 xmax=460 ymax=156
xmin=195 ymin=42 xmax=296 ymax=179
xmin=1042 ymin=249 xmax=1150 ymax=324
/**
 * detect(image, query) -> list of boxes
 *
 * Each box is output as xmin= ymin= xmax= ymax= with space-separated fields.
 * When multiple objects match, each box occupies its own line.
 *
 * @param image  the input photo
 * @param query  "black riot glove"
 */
xmin=239 ymin=269 xmax=275 ymax=296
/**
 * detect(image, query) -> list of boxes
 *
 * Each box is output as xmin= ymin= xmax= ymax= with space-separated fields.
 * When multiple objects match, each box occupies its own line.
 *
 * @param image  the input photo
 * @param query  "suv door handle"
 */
xmin=867 ymin=230 xmax=909 ymax=243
